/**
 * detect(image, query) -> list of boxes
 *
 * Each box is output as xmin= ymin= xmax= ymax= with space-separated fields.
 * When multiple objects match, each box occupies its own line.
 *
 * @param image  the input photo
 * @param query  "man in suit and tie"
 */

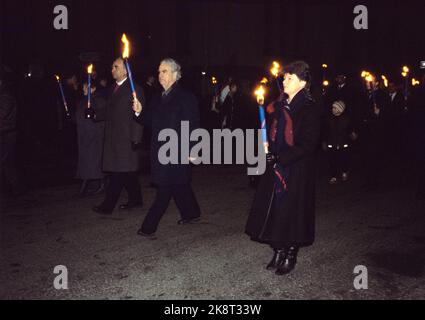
xmin=92 ymin=57 xmax=145 ymax=214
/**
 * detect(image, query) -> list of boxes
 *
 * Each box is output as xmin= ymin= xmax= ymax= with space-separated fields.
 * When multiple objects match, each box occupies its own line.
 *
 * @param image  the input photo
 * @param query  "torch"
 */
xmin=364 ymin=71 xmax=380 ymax=117
xmin=211 ymin=76 xmax=219 ymax=113
xmin=254 ymin=85 xmax=269 ymax=154
xmin=270 ymin=61 xmax=282 ymax=91
xmin=55 ymin=75 xmax=70 ymax=119
xmin=85 ymin=64 xmax=95 ymax=119
xmin=322 ymin=64 xmax=328 ymax=94
xmin=211 ymin=76 xmax=218 ymax=94
xmin=381 ymin=75 xmax=388 ymax=88
xmin=121 ymin=33 xmax=137 ymax=98
xmin=401 ymin=66 xmax=409 ymax=101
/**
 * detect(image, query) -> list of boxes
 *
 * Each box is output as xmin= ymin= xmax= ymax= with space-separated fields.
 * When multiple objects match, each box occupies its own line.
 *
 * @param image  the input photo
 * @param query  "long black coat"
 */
xmin=75 ymin=94 xmax=105 ymax=180
xmin=98 ymin=79 xmax=145 ymax=172
xmin=246 ymin=89 xmax=321 ymax=247
xmin=135 ymin=83 xmax=200 ymax=186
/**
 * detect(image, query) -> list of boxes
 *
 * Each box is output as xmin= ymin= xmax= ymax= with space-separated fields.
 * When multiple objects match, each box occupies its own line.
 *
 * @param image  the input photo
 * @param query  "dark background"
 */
xmin=1 ymin=0 xmax=425 ymax=190
xmin=1 ymin=0 xmax=425 ymax=80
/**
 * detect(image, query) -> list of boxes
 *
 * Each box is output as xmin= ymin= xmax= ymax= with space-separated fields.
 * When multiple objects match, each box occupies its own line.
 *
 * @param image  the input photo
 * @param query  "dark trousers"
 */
xmin=141 ymin=184 xmax=201 ymax=234
xmin=100 ymin=172 xmax=142 ymax=211
xmin=329 ymin=148 xmax=349 ymax=177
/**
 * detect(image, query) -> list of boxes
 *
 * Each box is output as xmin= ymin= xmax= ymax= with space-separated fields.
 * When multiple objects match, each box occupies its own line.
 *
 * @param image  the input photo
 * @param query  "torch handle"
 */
xmin=125 ymin=59 xmax=136 ymax=95
xmin=58 ymin=81 xmax=69 ymax=114
xmin=275 ymin=77 xmax=281 ymax=91
xmin=88 ymin=74 xmax=91 ymax=108
xmin=259 ymin=105 xmax=269 ymax=153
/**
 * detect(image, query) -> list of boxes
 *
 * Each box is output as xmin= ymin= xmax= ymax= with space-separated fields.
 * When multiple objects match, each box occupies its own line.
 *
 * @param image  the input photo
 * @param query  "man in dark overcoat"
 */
xmin=246 ymin=61 xmax=321 ymax=275
xmin=92 ymin=57 xmax=145 ymax=214
xmin=132 ymin=58 xmax=201 ymax=237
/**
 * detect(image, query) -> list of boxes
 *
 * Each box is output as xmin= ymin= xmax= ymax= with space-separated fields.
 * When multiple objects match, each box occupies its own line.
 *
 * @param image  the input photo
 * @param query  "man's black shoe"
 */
xmin=92 ymin=206 xmax=113 ymax=215
xmin=177 ymin=217 xmax=201 ymax=225
xmin=119 ymin=202 xmax=143 ymax=210
xmin=137 ymin=228 xmax=156 ymax=239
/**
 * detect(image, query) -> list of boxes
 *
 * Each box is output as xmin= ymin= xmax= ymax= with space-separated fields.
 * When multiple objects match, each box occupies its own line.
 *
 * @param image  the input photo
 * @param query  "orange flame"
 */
xmin=365 ymin=74 xmax=374 ymax=83
xmin=121 ymin=33 xmax=130 ymax=59
xmin=87 ymin=64 xmax=93 ymax=74
xmin=55 ymin=75 xmax=60 ymax=81
xmin=361 ymin=71 xmax=370 ymax=78
xmin=381 ymin=75 xmax=388 ymax=87
xmin=254 ymin=85 xmax=265 ymax=105
xmin=270 ymin=61 xmax=281 ymax=78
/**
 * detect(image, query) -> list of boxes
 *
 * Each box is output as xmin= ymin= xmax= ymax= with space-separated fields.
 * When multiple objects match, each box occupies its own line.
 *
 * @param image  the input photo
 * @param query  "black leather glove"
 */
xmin=266 ymin=153 xmax=277 ymax=167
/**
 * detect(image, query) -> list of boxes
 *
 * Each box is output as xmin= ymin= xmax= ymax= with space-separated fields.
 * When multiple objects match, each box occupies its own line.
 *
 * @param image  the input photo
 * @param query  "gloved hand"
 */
xmin=266 ymin=153 xmax=277 ymax=167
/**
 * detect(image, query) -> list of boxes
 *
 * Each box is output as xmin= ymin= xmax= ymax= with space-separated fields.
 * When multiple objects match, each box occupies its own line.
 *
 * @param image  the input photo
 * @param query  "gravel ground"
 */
xmin=1 ymin=154 xmax=424 ymax=300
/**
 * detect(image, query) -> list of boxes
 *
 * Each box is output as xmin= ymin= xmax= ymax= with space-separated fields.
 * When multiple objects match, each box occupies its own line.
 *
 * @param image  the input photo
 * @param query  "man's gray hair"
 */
xmin=160 ymin=58 xmax=182 ymax=80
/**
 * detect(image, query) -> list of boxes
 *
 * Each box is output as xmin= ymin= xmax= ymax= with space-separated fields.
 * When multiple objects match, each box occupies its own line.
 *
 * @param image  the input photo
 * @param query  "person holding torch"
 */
xmin=246 ymin=61 xmax=321 ymax=276
xmin=92 ymin=56 xmax=145 ymax=215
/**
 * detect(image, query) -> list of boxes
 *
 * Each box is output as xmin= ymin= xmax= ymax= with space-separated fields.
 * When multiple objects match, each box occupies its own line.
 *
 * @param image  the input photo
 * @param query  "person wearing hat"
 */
xmin=246 ymin=61 xmax=322 ymax=275
xmin=324 ymin=100 xmax=357 ymax=184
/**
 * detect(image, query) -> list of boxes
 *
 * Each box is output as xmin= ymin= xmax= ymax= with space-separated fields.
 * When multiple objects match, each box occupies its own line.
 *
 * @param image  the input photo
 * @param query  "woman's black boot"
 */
xmin=275 ymin=246 xmax=299 ymax=275
xmin=266 ymin=248 xmax=287 ymax=270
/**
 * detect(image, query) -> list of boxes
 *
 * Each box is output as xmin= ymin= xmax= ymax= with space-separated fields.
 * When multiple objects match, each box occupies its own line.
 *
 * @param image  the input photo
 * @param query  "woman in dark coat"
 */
xmin=246 ymin=61 xmax=321 ymax=275
xmin=75 ymin=81 xmax=106 ymax=196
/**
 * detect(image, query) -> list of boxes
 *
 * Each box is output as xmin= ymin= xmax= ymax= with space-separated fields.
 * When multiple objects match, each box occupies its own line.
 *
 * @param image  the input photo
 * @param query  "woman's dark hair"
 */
xmin=283 ymin=60 xmax=312 ymax=86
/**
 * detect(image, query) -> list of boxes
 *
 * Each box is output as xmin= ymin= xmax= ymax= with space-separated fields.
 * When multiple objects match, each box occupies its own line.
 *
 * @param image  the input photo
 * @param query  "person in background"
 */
xmin=324 ymin=100 xmax=357 ymax=184
xmin=74 ymin=80 xmax=106 ymax=197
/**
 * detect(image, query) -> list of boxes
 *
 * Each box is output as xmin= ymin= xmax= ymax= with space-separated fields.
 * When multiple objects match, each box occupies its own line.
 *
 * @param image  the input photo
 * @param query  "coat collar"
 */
xmin=287 ymin=89 xmax=313 ymax=116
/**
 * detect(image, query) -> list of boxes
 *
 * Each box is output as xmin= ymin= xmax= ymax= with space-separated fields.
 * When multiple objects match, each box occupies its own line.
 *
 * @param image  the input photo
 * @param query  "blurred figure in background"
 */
xmin=74 ymin=80 xmax=106 ymax=197
xmin=0 ymin=71 xmax=26 ymax=195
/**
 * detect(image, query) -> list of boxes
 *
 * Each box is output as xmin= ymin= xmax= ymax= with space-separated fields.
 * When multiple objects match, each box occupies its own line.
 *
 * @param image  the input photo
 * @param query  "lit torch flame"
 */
xmin=322 ymin=64 xmax=328 ymax=69
xmin=87 ymin=64 xmax=93 ymax=74
xmin=323 ymin=80 xmax=329 ymax=87
xmin=211 ymin=76 xmax=217 ymax=85
xmin=403 ymin=66 xmax=409 ymax=73
xmin=412 ymin=78 xmax=420 ymax=86
xmin=361 ymin=71 xmax=370 ymax=78
xmin=55 ymin=75 xmax=60 ymax=81
xmin=381 ymin=75 xmax=388 ymax=87
xmin=270 ymin=61 xmax=281 ymax=78
xmin=121 ymin=33 xmax=130 ymax=59
xmin=365 ymin=74 xmax=374 ymax=83
xmin=260 ymin=77 xmax=269 ymax=84
xmin=255 ymin=85 xmax=265 ymax=105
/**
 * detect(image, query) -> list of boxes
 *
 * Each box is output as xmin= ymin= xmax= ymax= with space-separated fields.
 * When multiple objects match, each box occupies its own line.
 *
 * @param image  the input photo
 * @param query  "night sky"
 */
xmin=2 ymin=0 xmax=425 ymax=82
